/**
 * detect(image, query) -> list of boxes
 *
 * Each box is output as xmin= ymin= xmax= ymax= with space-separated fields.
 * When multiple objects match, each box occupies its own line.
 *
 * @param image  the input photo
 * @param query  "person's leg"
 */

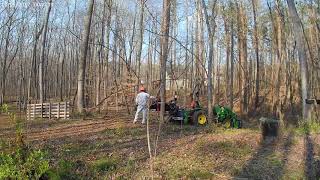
xmin=142 ymin=107 xmax=148 ymax=124
xmin=134 ymin=106 xmax=142 ymax=123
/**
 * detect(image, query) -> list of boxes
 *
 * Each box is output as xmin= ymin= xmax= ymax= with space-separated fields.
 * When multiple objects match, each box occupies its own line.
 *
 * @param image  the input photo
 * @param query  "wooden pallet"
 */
xmin=27 ymin=102 xmax=70 ymax=120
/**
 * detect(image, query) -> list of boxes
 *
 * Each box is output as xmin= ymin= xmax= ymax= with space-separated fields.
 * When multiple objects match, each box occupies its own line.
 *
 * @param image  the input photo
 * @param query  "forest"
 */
xmin=0 ymin=0 xmax=319 ymax=179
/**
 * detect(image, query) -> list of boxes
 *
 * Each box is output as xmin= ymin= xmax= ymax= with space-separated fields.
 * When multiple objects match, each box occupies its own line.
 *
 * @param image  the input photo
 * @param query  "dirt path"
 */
xmin=0 ymin=112 xmax=138 ymax=142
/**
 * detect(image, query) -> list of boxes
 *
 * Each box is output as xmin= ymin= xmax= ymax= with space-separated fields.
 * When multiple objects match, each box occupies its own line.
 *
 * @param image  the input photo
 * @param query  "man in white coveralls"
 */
xmin=133 ymin=86 xmax=153 ymax=124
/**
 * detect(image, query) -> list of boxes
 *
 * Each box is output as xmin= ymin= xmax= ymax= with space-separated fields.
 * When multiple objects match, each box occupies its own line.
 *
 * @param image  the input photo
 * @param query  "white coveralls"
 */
xmin=134 ymin=92 xmax=150 ymax=124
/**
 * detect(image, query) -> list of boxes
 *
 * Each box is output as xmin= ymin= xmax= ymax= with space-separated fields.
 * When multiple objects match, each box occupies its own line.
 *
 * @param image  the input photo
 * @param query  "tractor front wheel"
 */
xmin=224 ymin=119 xmax=232 ymax=128
xmin=192 ymin=110 xmax=207 ymax=125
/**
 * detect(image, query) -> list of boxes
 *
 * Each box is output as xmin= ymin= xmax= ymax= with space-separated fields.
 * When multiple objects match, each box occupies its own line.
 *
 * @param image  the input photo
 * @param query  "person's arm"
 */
xmin=191 ymin=100 xmax=195 ymax=109
xmin=147 ymin=93 xmax=157 ymax=100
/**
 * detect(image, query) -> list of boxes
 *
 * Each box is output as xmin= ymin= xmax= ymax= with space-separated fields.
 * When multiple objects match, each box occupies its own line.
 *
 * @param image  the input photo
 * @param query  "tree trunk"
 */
xmin=230 ymin=17 xmax=235 ymax=110
xmin=223 ymin=7 xmax=231 ymax=107
xmin=287 ymin=0 xmax=311 ymax=120
xmin=136 ymin=0 xmax=145 ymax=92
xmin=0 ymin=16 xmax=13 ymax=105
xmin=160 ymin=0 xmax=171 ymax=122
xmin=39 ymin=0 xmax=53 ymax=103
xmin=96 ymin=1 xmax=107 ymax=111
xmin=201 ymin=0 xmax=217 ymax=122
xmin=252 ymin=0 xmax=260 ymax=109
xmin=104 ymin=0 xmax=112 ymax=100
xmin=77 ymin=0 xmax=94 ymax=113
xmin=184 ymin=0 xmax=189 ymax=107
xmin=60 ymin=40 xmax=66 ymax=101
xmin=237 ymin=3 xmax=248 ymax=115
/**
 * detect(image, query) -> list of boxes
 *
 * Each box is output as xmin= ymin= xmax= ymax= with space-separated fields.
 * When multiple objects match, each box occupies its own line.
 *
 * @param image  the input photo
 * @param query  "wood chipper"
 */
xmin=213 ymin=105 xmax=242 ymax=128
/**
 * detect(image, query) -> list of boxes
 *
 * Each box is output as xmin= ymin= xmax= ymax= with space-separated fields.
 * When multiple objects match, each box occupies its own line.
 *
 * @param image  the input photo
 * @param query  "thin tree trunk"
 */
xmin=77 ymin=0 xmax=95 ymax=113
xmin=230 ymin=16 xmax=235 ymax=110
xmin=160 ymin=0 xmax=171 ymax=123
xmin=96 ymin=1 xmax=107 ymax=111
xmin=184 ymin=0 xmax=189 ymax=107
xmin=287 ymin=0 xmax=311 ymax=120
xmin=201 ymin=0 xmax=217 ymax=122
xmin=39 ymin=0 xmax=53 ymax=103
xmin=0 ymin=17 xmax=13 ymax=105
xmin=252 ymin=0 xmax=260 ymax=109
xmin=60 ymin=39 xmax=66 ymax=101
xmin=104 ymin=0 xmax=112 ymax=100
xmin=223 ymin=7 xmax=231 ymax=107
xmin=136 ymin=0 xmax=145 ymax=91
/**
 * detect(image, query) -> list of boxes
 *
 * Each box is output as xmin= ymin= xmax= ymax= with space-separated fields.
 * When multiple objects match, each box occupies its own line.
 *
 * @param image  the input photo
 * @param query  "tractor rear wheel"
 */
xmin=192 ymin=110 xmax=207 ymax=125
xmin=233 ymin=119 xmax=242 ymax=129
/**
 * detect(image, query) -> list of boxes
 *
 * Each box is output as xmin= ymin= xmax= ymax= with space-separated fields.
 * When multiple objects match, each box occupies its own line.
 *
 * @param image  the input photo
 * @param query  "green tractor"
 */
xmin=150 ymin=99 xmax=207 ymax=125
xmin=213 ymin=105 xmax=242 ymax=128
xmin=167 ymin=104 xmax=242 ymax=128
xmin=150 ymin=100 xmax=241 ymax=128
xmin=166 ymin=100 xmax=208 ymax=126
xmin=179 ymin=107 xmax=208 ymax=125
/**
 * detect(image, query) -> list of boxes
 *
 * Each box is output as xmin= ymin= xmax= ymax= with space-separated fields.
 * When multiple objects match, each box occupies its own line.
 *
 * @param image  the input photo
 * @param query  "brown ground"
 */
xmin=0 ymin=109 xmax=319 ymax=179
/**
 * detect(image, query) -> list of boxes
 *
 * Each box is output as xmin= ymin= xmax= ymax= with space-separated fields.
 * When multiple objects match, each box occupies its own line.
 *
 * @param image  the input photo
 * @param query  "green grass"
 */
xmin=187 ymin=169 xmax=216 ymax=179
xmin=153 ymin=129 xmax=256 ymax=179
xmin=266 ymin=152 xmax=283 ymax=167
xmin=92 ymin=157 xmax=118 ymax=173
xmin=104 ymin=126 xmax=145 ymax=139
xmin=0 ymin=104 xmax=18 ymax=113
xmin=296 ymin=120 xmax=320 ymax=135
xmin=91 ymin=156 xmax=138 ymax=178
xmin=70 ymin=111 xmax=94 ymax=119
xmin=44 ymin=156 xmax=135 ymax=179
xmin=282 ymin=169 xmax=304 ymax=180
xmin=154 ymin=156 xmax=214 ymax=179
xmin=198 ymin=140 xmax=252 ymax=159
xmin=60 ymin=142 xmax=98 ymax=158
xmin=46 ymin=160 xmax=83 ymax=180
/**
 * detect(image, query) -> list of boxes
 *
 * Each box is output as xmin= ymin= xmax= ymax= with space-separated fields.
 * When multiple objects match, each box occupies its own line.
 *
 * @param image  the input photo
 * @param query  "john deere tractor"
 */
xmin=150 ymin=99 xmax=207 ymax=125
xmin=213 ymin=105 xmax=242 ymax=128
xmin=163 ymin=102 xmax=242 ymax=128
xmin=150 ymin=99 xmax=241 ymax=128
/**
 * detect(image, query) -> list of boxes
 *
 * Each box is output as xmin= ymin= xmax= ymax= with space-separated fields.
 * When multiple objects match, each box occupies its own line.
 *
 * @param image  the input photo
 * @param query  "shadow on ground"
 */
xmin=234 ymin=131 xmax=294 ymax=179
xmin=304 ymin=131 xmax=320 ymax=180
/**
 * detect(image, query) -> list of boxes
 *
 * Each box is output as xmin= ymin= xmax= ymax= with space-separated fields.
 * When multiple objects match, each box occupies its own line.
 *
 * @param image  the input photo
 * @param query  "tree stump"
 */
xmin=259 ymin=117 xmax=279 ymax=140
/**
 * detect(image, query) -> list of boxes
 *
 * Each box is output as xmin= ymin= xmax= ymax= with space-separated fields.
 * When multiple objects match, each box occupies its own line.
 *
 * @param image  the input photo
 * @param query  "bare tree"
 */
xmin=236 ymin=2 xmax=248 ymax=115
xmin=0 ymin=0 xmax=318 ymax=126
xmin=96 ymin=0 xmax=107 ymax=111
xmin=201 ymin=0 xmax=217 ymax=122
xmin=287 ymin=0 xmax=311 ymax=120
xmin=160 ymin=0 xmax=171 ymax=122
xmin=136 ymin=0 xmax=146 ymax=91
xmin=39 ymin=0 xmax=53 ymax=103
xmin=77 ymin=0 xmax=95 ymax=113
xmin=252 ymin=0 xmax=260 ymax=109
